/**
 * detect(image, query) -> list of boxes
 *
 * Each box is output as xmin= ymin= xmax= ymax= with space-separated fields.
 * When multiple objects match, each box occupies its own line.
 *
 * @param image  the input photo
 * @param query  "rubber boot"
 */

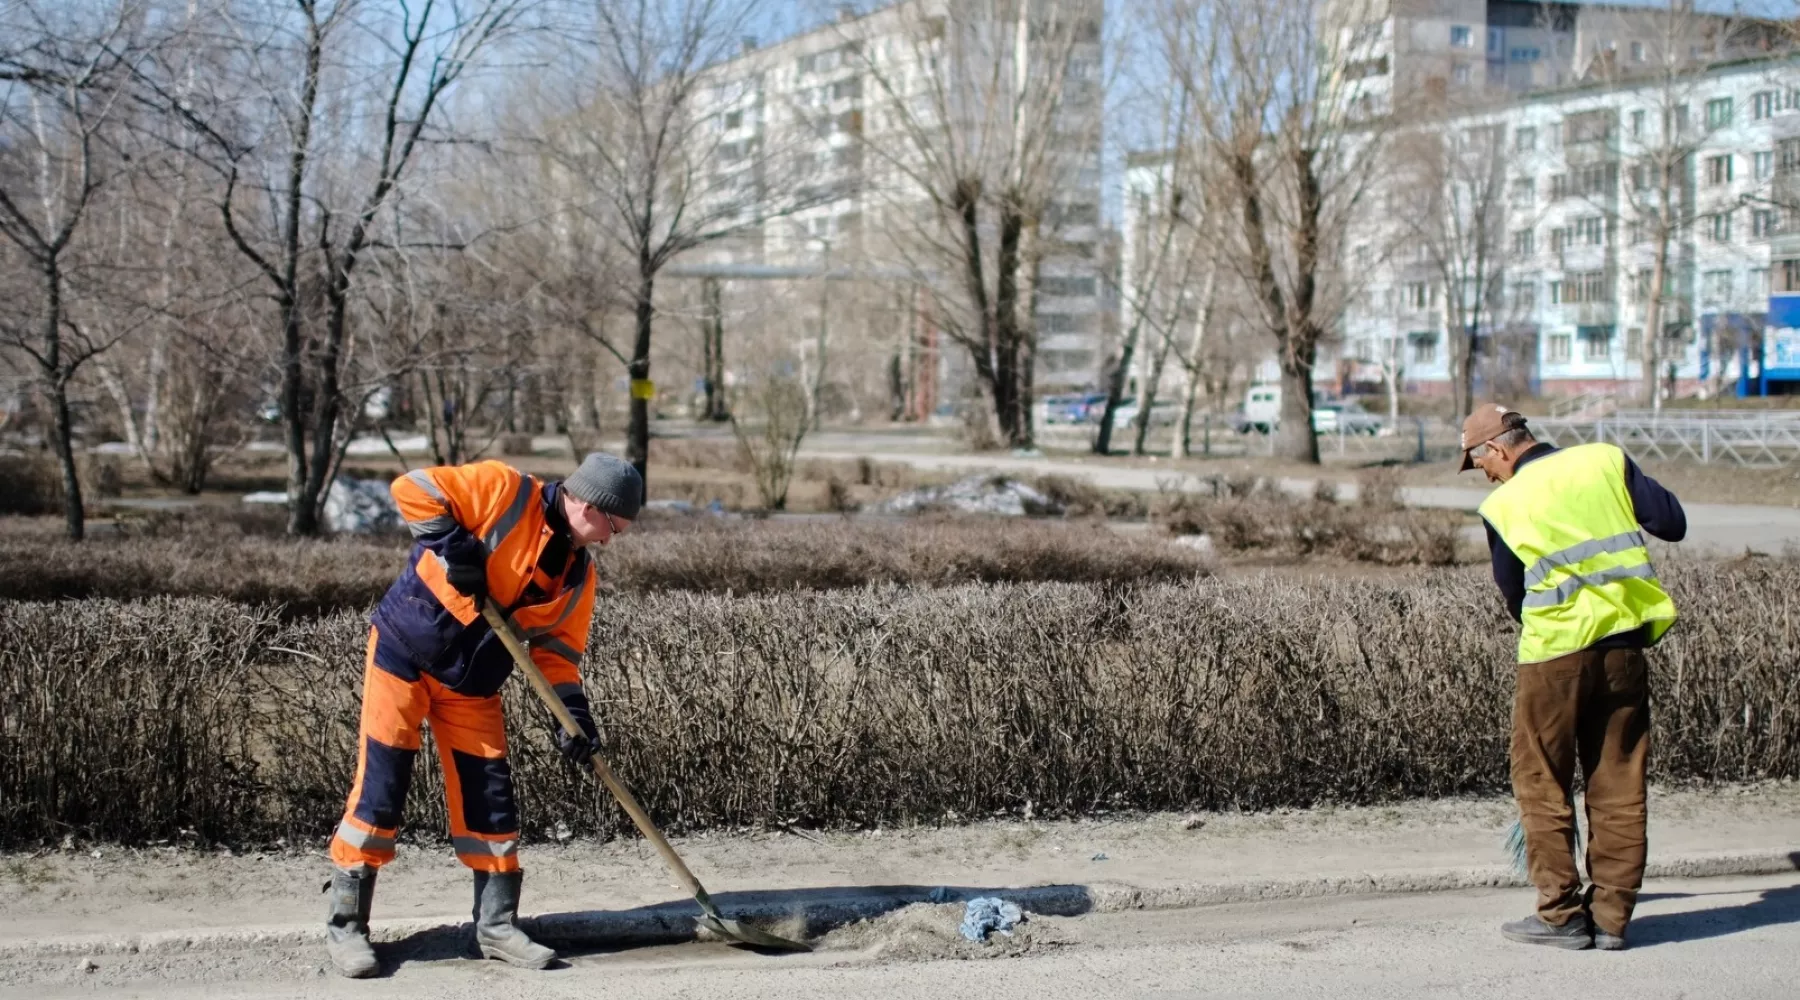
xmin=325 ymin=867 xmax=380 ymax=978
xmin=472 ymin=871 xmax=556 ymax=969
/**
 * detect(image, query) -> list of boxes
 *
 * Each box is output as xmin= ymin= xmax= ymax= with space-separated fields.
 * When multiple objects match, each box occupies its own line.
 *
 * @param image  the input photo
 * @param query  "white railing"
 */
xmin=1533 ymin=409 xmax=1800 ymax=466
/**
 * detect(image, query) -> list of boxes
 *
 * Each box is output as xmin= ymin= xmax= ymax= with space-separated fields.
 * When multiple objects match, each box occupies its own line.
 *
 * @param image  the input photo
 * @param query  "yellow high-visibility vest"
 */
xmin=1479 ymin=442 xmax=1678 ymax=663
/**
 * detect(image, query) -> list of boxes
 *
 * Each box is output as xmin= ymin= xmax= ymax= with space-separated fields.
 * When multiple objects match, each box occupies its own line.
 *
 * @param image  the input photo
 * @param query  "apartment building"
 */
xmin=1334 ymin=0 xmax=1780 ymax=117
xmin=1340 ymin=53 xmax=1800 ymax=399
xmin=686 ymin=1 xmax=1108 ymax=403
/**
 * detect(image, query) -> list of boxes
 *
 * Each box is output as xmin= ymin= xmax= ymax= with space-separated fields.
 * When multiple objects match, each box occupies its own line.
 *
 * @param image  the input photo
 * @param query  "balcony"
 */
xmin=1560 ymin=301 xmax=1616 ymax=326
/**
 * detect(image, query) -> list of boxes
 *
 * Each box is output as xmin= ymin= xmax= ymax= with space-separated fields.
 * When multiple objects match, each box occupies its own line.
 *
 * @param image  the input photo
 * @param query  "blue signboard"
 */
xmin=1746 ymin=294 xmax=1800 ymax=394
xmin=1765 ymin=295 xmax=1800 ymax=374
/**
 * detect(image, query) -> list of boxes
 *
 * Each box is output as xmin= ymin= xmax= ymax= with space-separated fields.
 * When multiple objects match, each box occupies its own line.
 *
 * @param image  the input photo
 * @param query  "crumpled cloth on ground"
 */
xmin=958 ymin=897 xmax=1024 ymax=942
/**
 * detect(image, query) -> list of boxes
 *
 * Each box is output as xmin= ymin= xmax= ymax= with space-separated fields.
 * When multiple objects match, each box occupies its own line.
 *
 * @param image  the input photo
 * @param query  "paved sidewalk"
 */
xmin=3 ymin=785 xmax=1794 ymax=958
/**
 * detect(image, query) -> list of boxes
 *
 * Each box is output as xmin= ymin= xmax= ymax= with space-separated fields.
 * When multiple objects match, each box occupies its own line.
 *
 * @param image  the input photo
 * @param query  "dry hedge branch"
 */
xmin=3 ymin=558 xmax=1795 ymax=847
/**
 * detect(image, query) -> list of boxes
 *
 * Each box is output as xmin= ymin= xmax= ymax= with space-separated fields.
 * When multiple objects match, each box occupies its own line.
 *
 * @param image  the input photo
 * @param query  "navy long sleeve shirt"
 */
xmin=1482 ymin=443 xmax=1686 ymax=642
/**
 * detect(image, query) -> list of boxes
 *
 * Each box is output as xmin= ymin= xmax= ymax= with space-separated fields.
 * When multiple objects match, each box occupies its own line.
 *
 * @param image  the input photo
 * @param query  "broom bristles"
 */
xmin=1504 ymin=819 xmax=1528 ymax=876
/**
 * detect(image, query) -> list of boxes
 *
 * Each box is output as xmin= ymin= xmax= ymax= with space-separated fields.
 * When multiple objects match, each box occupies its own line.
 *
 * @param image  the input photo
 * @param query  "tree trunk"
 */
xmin=702 ymin=278 xmax=728 ymax=421
xmin=991 ymin=198 xmax=1029 ymax=448
xmin=1171 ymin=267 xmax=1217 ymax=461
xmin=1274 ymin=359 xmax=1319 ymax=464
xmin=1134 ymin=325 xmax=1174 ymax=455
xmin=627 ymin=264 xmax=654 ymax=485
xmin=1094 ymin=334 xmax=1139 ymax=455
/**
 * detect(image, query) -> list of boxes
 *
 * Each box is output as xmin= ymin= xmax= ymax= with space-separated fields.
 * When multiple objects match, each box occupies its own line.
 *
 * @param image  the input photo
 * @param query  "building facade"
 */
xmin=686 ymin=0 xmax=1108 ymax=408
xmin=1341 ymin=54 xmax=1800 ymax=400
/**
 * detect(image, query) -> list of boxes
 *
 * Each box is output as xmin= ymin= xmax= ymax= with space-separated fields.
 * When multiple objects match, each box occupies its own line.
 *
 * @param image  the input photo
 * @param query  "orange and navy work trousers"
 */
xmin=330 ymin=629 xmax=520 ymax=874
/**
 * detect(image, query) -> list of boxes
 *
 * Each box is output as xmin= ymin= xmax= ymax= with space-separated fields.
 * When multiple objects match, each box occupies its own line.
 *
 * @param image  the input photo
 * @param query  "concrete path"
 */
xmin=9 ymin=874 xmax=1799 ymax=998
xmin=2 ymin=786 xmax=1795 ymax=997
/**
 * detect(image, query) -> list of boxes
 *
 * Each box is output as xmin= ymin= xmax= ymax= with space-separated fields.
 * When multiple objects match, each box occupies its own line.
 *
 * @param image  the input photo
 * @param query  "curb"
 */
xmin=3 ymin=849 xmax=1793 ymax=961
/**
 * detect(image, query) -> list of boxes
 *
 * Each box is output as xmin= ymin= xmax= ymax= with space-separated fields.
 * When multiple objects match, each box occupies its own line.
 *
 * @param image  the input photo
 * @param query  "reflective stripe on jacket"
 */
xmin=370 ymin=461 xmax=595 ymax=697
xmin=1478 ymin=442 xmax=1678 ymax=664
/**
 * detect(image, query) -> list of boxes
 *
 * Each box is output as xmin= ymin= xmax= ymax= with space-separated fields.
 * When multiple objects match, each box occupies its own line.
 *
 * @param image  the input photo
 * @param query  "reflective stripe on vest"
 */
xmin=1478 ymin=442 xmax=1678 ymax=663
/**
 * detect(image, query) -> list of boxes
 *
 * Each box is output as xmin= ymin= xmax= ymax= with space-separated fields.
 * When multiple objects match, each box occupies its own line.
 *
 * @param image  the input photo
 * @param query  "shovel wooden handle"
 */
xmin=479 ymin=602 xmax=718 ymax=911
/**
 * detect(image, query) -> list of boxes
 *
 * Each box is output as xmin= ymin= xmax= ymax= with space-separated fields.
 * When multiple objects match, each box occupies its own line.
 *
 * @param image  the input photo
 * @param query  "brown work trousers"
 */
xmin=1511 ymin=646 xmax=1650 ymax=937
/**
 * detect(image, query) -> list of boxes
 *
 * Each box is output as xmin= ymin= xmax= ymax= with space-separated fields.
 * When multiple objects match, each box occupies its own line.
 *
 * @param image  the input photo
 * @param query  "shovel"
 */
xmin=479 ymin=601 xmax=811 ymax=953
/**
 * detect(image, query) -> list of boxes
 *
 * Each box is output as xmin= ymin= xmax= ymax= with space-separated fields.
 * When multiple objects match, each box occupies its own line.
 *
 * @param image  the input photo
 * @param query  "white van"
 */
xmin=1241 ymin=385 xmax=1280 ymax=432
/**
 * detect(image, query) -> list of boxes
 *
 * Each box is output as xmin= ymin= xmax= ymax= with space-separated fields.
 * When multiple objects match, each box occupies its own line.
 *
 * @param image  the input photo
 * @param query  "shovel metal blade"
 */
xmin=695 ymin=913 xmax=812 ymax=952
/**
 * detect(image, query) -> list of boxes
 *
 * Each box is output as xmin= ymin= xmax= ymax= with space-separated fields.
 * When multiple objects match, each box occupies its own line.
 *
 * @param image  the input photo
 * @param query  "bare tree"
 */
xmin=537 ymin=0 xmax=827 ymax=488
xmin=1163 ymin=0 xmax=1386 ymax=464
xmin=0 ymin=1 xmax=146 ymax=540
xmin=141 ymin=0 xmax=527 ymax=534
xmin=1393 ymin=122 xmax=1508 ymax=419
xmin=843 ymin=0 xmax=1102 ymax=450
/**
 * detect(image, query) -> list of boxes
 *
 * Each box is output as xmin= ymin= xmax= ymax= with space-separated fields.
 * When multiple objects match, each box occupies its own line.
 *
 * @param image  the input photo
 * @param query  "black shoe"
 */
xmin=1500 ymin=914 xmax=1592 ymax=950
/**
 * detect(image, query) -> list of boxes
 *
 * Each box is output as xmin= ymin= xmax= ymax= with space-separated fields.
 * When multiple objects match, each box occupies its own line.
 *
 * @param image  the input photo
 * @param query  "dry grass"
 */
xmin=2 ymin=557 xmax=1795 ymax=847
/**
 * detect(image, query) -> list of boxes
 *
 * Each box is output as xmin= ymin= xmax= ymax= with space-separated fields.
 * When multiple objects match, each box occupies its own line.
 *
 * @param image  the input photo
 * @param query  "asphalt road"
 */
xmin=10 ymin=874 xmax=1797 ymax=999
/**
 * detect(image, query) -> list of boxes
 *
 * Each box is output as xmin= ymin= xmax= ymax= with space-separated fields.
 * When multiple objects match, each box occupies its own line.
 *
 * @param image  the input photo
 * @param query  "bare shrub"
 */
xmin=603 ymin=518 xmax=1213 ymax=593
xmin=1154 ymin=486 xmax=1464 ymax=566
xmin=5 ymin=558 xmax=1796 ymax=846
xmin=499 ymin=433 xmax=535 ymax=456
xmin=1358 ymin=465 xmax=1405 ymax=511
xmin=652 ymin=439 xmax=748 ymax=473
xmin=1029 ymin=475 xmax=1153 ymax=520
xmin=730 ymin=376 xmax=811 ymax=511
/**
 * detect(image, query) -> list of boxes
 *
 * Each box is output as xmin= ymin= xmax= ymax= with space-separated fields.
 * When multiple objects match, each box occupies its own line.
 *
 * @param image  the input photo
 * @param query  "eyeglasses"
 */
xmin=602 ymin=511 xmax=621 ymax=536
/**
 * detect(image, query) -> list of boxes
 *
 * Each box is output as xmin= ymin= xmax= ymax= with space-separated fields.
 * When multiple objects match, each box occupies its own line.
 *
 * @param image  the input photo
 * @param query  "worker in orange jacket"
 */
xmin=324 ymin=452 xmax=641 ymax=978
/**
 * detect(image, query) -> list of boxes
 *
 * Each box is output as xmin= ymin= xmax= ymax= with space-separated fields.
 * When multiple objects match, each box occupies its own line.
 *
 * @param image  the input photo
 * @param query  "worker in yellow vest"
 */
xmin=1460 ymin=403 xmax=1684 ymax=952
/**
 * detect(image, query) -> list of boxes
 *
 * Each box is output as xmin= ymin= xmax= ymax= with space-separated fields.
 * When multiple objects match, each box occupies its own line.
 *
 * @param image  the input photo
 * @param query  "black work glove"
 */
xmin=555 ymin=688 xmax=600 ymax=765
xmin=441 ymin=542 xmax=487 ymax=600
xmin=555 ymin=727 xmax=597 ymax=766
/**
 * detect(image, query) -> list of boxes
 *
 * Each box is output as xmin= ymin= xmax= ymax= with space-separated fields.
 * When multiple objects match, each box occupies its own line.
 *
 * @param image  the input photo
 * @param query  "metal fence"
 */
xmin=1532 ymin=410 xmax=1800 ymax=466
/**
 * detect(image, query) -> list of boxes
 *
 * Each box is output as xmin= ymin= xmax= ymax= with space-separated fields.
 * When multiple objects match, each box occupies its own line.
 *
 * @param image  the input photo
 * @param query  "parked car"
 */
xmin=1112 ymin=397 xmax=1180 ymax=428
xmin=1313 ymin=400 xmax=1383 ymax=435
xmin=1036 ymin=392 xmax=1109 ymax=426
xmin=1235 ymin=384 xmax=1281 ymax=433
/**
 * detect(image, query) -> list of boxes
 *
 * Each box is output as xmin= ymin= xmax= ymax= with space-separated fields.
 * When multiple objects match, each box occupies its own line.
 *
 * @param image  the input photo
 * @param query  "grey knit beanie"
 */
xmin=563 ymin=452 xmax=644 ymax=519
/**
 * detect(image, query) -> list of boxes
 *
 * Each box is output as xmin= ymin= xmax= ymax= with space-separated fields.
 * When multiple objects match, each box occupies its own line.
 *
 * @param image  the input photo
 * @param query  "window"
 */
xmin=1782 ymin=259 xmax=1800 ymax=293
xmin=1453 ymin=62 xmax=1472 ymax=84
xmin=1581 ymin=327 xmax=1614 ymax=361
xmin=1551 ymin=173 xmax=1570 ymax=200
xmin=1550 ymin=227 xmax=1571 ymax=252
xmin=1515 ymin=127 xmax=1537 ymax=152
xmin=1755 ymin=209 xmax=1779 ymax=238
xmin=724 ymin=110 xmax=744 ymax=130
xmin=1451 ymin=25 xmax=1473 ymax=48
xmin=1631 ymin=109 xmax=1646 ymax=137
xmin=1703 ymin=269 xmax=1734 ymax=303
xmin=1547 ymin=333 xmax=1573 ymax=363
xmin=1705 ymin=154 xmax=1734 ymax=185
xmin=1510 ymin=177 xmax=1536 ymax=203
xmin=1512 ymin=228 xmax=1536 ymax=255
xmin=1782 ymin=138 xmax=1800 ymax=174
xmin=1555 ymin=270 xmax=1607 ymax=303
xmin=1345 ymin=56 xmax=1390 ymax=80
xmin=1706 ymin=97 xmax=1733 ymax=129
xmin=1753 ymin=267 xmax=1771 ymax=298
xmin=1409 ymin=331 xmax=1439 ymax=364
xmin=1488 ymin=27 xmax=1503 ymax=54
xmin=1672 ymin=104 xmax=1690 ymax=133
xmin=1511 ymin=280 xmax=1538 ymax=310
xmin=1755 ymin=91 xmax=1779 ymax=120
xmin=1630 ymin=41 xmax=1644 ymax=62
xmin=1404 ymin=281 xmax=1431 ymax=309
xmin=1576 ymin=216 xmax=1607 ymax=245
xmin=1756 ymin=151 xmax=1775 ymax=180
xmin=1039 ymin=276 xmax=1097 ymax=297
xmin=1510 ymin=47 xmax=1541 ymax=63
xmin=1631 ymin=269 xmax=1653 ymax=303
xmin=831 ymin=77 xmax=862 ymax=100
xmin=1626 ymin=327 xmax=1644 ymax=361
xmin=1709 ymin=211 xmax=1734 ymax=242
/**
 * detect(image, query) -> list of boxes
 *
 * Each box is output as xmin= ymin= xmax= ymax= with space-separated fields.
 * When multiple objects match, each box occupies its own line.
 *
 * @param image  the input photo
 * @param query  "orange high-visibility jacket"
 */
xmin=369 ymin=461 xmax=595 ymax=704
